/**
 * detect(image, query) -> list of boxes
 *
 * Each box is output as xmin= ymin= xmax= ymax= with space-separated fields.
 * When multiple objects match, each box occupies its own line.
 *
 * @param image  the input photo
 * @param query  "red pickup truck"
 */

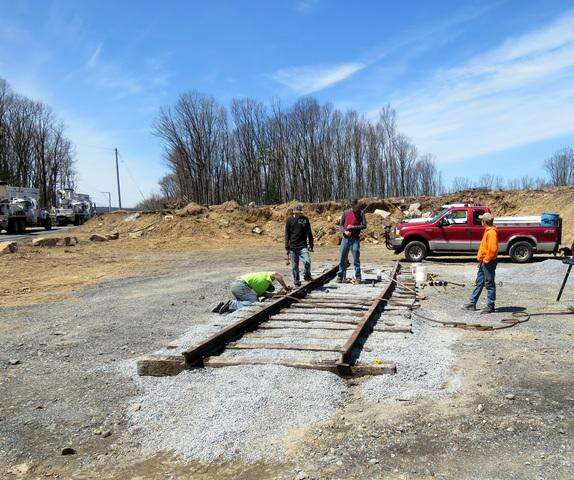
xmin=385 ymin=204 xmax=562 ymax=263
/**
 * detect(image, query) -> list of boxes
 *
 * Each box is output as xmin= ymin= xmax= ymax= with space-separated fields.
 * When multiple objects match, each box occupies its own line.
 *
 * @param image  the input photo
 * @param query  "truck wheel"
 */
xmin=7 ymin=219 xmax=16 ymax=234
xmin=19 ymin=219 xmax=26 ymax=233
xmin=509 ymin=241 xmax=533 ymax=263
xmin=404 ymin=241 xmax=428 ymax=262
xmin=44 ymin=217 xmax=52 ymax=230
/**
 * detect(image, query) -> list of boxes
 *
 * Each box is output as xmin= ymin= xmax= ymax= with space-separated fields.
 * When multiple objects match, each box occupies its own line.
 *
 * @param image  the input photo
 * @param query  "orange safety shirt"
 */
xmin=477 ymin=226 xmax=498 ymax=264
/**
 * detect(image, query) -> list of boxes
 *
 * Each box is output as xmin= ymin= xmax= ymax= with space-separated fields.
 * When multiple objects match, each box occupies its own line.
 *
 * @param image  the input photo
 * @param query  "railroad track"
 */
xmin=138 ymin=261 xmax=416 ymax=378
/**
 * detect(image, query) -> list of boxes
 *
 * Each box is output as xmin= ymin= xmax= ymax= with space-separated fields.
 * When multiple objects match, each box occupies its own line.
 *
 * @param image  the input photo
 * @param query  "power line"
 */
xmin=118 ymin=152 xmax=147 ymax=203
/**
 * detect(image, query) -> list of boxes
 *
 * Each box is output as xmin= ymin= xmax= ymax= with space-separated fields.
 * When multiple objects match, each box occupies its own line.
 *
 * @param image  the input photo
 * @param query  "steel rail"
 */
xmin=336 ymin=261 xmax=401 ymax=373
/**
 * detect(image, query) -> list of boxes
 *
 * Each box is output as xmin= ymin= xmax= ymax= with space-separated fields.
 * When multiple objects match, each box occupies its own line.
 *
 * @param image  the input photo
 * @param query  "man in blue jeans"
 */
xmin=463 ymin=212 xmax=498 ymax=313
xmin=337 ymin=199 xmax=367 ymax=283
xmin=285 ymin=204 xmax=314 ymax=286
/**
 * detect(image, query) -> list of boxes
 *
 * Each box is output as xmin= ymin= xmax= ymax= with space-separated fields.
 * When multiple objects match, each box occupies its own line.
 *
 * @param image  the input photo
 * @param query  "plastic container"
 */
xmin=415 ymin=264 xmax=427 ymax=285
xmin=541 ymin=212 xmax=559 ymax=226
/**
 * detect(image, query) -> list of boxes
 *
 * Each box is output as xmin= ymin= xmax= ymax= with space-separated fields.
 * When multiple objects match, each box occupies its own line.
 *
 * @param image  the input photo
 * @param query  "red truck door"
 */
xmin=436 ymin=208 xmax=472 ymax=250
xmin=470 ymin=208 xmax=487 ymax=251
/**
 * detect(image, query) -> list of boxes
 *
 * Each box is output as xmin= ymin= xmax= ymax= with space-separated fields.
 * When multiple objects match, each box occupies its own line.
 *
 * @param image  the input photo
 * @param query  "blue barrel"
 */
xmin=541 ymin=212 xmax=559 ymax=226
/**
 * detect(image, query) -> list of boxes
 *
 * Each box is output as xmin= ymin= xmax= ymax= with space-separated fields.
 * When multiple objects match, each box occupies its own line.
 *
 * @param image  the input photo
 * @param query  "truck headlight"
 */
xmin=395 ymin=228 xmax=401 ymax=237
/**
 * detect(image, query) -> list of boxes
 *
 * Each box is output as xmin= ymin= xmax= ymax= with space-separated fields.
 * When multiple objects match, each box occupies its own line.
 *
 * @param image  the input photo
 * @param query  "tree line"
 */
xmin=0 ymin=78 xmax=75 ymax=207
xmin=151 ymin=91 xmax=443 ymax=207
xmin=451 ymin=146 xmax=574 ymax=192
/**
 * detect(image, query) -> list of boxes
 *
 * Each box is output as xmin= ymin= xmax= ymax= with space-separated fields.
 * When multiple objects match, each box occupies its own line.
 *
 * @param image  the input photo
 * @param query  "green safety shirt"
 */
xmin=240 ymin=272 xmax=274 ymax=296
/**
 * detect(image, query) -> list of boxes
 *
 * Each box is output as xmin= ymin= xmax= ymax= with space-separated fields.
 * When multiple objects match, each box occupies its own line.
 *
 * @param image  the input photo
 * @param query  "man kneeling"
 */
xmin=220 ymin=271 xmax=290 ymax=313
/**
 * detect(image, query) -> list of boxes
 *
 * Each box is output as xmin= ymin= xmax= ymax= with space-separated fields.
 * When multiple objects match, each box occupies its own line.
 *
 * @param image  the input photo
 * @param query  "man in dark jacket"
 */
xmin=285 ymin=204 xmax=314 ymax=286
xmin=337 ymin=199 xmax=367 ymax=283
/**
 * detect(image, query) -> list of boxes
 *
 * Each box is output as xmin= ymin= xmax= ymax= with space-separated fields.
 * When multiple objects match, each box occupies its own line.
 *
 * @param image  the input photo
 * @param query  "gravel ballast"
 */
xmin=124 ymin=365 xmax=344 ymax=462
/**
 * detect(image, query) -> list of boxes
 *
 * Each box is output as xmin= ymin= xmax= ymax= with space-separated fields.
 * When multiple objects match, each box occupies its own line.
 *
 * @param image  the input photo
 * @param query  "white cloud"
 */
xmin=271 ymin=62 xmax=365 ymax=95
xmin=380 ymin=8 xmax=574 ymax=163
xmin=295 ymin=0 xmax=319 ymax=14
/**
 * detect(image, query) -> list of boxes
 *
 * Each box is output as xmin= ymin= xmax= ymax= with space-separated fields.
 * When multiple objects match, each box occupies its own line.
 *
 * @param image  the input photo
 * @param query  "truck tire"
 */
xmin=18 ymin=219 xmax=26 ymax=233
xmin=44 ymin=217 xmax=52 ymax=230
xmin=7 ymin=218 xmax=16 ymax=234
xmin=509 ymin=241 xmax=533 ymax=263
xmin=404 ymin=241 xmax=428 ymax=262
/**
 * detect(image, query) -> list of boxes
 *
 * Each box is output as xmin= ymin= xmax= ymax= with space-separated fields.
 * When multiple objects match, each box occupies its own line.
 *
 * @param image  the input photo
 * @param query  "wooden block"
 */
xmin=137 ymin=355 xmax=186 ymax=377
xmin=227 ymin=341 xmax=343 ymax=352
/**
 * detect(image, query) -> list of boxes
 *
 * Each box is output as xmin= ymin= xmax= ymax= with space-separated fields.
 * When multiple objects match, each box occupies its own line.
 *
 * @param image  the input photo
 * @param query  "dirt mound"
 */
xmin=175 ymin=202 xmax=205 ymax=217
xmin=78 ymin=186 xmax=574 ymax=251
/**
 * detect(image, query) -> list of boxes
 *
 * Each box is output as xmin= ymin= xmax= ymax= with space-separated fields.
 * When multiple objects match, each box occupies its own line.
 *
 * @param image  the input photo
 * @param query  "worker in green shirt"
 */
xmin=219 ymin=271 xmax=290 ymax=313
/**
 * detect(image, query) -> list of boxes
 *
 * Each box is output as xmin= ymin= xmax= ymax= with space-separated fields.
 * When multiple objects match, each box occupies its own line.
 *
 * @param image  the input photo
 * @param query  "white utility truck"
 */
xmin=0 ymin=184 xmax=52 ymax=234
xmin=51 ymin=188 xmax=95 ymax=226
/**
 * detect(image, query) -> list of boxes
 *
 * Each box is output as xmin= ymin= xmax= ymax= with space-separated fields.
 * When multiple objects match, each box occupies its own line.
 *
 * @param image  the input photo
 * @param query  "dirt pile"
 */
xmin=78 ymin=186 xmax=574 ymax=250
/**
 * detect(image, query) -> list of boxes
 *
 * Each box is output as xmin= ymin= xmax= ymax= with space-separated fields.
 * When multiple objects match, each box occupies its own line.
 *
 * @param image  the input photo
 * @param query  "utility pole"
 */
xmin=114 ymin=148 xmax=122 ymax=209
xmin=101 ymin=192 xmax=111 ymax=213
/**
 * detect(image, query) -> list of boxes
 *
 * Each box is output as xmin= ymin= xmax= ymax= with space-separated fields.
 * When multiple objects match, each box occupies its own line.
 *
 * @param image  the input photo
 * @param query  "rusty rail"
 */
xmin=336 ymin=261 xmax=400 ymax=373
xmin=183 ymin=265 xmax=339 ymax=366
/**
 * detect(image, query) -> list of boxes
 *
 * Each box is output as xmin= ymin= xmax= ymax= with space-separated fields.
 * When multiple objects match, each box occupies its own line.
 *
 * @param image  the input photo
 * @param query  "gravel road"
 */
xmin=1 ymin=248 xmax=572 ymax=479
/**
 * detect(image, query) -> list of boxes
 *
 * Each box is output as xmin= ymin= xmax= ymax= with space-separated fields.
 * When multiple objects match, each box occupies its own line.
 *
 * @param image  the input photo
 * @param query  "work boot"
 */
xmin=480 ymin=306 xmax=495 ymax=314
xmin=335 ymin=276 xmax=344 ymax=284
xmin=304 ymin=275 xmax=313 ymax=282
xmin=351 ymin=278 xmax=362 ymax=285
xmin=294 ymin=281 xmax=302 ymax=287
xmin=462 ymin=303 xmax=477 ymax=311
xmin=218 ymin=300 xmax=231 ymax=314
xmin=210 ymin=301 xmax=224 ymax=313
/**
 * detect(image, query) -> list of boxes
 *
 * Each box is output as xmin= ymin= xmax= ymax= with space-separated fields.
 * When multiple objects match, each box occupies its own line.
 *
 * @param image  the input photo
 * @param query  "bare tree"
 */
xmin=544 ymin=146 xmax=574 ymax=186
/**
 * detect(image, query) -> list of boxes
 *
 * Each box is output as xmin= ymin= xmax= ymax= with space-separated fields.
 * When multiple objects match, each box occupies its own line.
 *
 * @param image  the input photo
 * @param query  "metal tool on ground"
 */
xmin=556 ymin=257 xmax=574 ymax=302
xmin=426 ymin=280 xmax=466 ymax=287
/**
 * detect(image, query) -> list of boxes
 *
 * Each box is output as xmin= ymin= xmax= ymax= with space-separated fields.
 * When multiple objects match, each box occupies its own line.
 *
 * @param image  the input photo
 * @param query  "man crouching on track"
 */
xmin=463 ymin=212 xmax=498 ymax=314
xmin=218 ymin=271 xmax=291 ymax=313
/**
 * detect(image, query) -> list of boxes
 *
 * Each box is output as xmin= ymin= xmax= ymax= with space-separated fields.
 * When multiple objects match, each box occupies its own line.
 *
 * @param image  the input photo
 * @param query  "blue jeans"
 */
xmin=338 ymin=236 xmax=361 ymax=280
xmin=470 ymin=261 xmax=497 ymax=309
xmin=290 ymin=247 xmax=311 ymax=284
xmin=229 ymin=279 xmax=258 ymax=312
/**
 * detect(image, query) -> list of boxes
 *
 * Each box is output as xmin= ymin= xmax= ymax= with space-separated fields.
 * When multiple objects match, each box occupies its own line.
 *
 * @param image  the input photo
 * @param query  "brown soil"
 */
xmin=2 ymin=186 xmax=572 ymax=309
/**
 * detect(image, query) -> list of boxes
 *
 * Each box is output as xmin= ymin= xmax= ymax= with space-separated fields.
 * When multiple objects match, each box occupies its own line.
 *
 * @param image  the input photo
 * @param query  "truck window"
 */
xmin=473 ymin=210 xmax=486 ymax=225
xmin=445 ymin=210 xmax=468 ymax=224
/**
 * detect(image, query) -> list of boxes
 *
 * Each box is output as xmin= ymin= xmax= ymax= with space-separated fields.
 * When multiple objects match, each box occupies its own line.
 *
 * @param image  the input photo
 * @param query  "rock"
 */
xmin=62 ymin=236 xmax=78 ymax=246
xmin=505 ymin=394 xmax=516 ymax=400
xmin=61 ymin=447 xmax=76 ymax=455
xmin=8 ymin=359 xmax=20 ymax=365
xmin=101 ymin=430 xmax=112 ymax=438
xmin=8 ymin=463 xmax=29 ymax=475
xmin=32 ymin=236 xmax=61 ymax=247
xmin=476 ymin=404 xmax=484 ymax=413
xmin=124 ymin=212 xmax=141 ymax=222
xmin=248 ymin=201 xmax=256 ymax=207
xmin=176 ymin=202 xmax=205 ymax=216
xmin=408 ymin=202 xmax=421 ymax=212
xmin=422 ymin=211 xmax=432 ymax=218
xmin=373 ymin=209 xmax=391 ymax=218
xmin=0 ymin=241 xmax=17 ymax=254
xmin=128 ymin=231 xmax=143 ymax=239
xmin=252 ymin=226 xmax=263 ymax=235
xmin=105 ymin=231 xmax=119 ymax=241
xmin=295 ymin=472 xmax=308 ymax=480
xmin=369 ymin=458 xmax=379 ymax=464
xmin=164 ymin=214 xmax=174 ymax=221
xmin=89 ymin=234 xmax=108 ymax=242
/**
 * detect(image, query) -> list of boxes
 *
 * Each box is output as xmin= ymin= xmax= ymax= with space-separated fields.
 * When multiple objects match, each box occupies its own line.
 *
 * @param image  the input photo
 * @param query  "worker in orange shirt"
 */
xmin=463 ymin=212 xmax=498 ymax=314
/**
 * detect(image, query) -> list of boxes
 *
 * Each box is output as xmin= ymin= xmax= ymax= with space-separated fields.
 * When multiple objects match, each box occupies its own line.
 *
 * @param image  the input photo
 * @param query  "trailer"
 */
xmin=0 ymin=185 xmax=52 ymax=234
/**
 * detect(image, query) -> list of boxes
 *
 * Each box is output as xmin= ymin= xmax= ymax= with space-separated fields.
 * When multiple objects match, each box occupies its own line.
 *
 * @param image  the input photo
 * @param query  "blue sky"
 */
xmin=1 ymin=0 xmax=574 ymax=206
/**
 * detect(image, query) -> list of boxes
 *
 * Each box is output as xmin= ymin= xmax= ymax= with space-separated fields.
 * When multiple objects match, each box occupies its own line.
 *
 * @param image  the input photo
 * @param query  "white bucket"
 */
xmin=415 ymin=264 xmax=427 ymax=285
